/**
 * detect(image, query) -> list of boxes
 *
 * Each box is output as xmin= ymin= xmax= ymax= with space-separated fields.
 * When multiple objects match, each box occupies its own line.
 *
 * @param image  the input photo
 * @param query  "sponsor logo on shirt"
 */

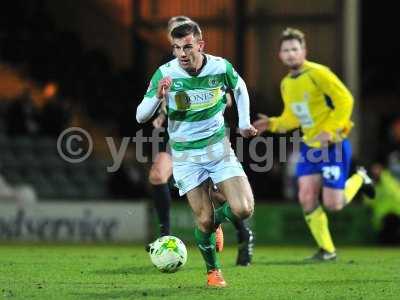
xmin=175 ymin=91 xmax=191 ymax=110
xmin=173 ymin=80 xmax=184 ymax=90
xmin=174 ymin=89 xmax=221 ymax=111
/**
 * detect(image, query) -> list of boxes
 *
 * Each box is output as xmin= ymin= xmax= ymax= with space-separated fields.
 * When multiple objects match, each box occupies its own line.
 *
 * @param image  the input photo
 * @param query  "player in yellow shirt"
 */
xmin=253 ymin=28 xmax=375 ymax=260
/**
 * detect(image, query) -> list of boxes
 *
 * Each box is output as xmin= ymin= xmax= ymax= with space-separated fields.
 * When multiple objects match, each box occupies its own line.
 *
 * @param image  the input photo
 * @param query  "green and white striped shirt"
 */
xmin=138 ymin=54 xmax=250 ymax=153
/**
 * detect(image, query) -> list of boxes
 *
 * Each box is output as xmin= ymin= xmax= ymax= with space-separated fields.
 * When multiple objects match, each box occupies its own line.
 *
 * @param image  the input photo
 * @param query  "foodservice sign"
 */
xmin=0 ymin=201 xmax=148 ymax=242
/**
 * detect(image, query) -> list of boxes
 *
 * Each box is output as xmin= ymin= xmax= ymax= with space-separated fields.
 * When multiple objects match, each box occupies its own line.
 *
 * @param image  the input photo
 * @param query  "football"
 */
xmin=149 ymin=235 xmax=187 ymax=273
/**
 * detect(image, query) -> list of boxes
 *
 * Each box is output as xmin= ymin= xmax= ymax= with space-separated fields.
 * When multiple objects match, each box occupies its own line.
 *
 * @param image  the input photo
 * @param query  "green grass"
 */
xmin=0 ymin=245 xmax=399 ymax=299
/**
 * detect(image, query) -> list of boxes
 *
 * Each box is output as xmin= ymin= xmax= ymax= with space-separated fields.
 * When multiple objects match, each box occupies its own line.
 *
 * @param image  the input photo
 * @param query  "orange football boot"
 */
xmin=207 ymin=269 xmax=227 ymax=287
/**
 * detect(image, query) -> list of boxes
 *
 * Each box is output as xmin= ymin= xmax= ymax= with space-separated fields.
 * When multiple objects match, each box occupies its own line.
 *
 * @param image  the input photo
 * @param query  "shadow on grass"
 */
xmin=71 ymin=285 xmax=224 ymax=300
xmin=92 ymin=265 xmax=198 ymax=275
xmin=258 ymin=260 xmax=320 ymax=266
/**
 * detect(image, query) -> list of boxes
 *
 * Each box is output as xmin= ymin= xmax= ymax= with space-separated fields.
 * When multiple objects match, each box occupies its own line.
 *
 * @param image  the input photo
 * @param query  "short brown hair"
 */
xmin=167 ymin=16 xmax=192 ymax=34
xmin=170 ymin=21 xmax=202 ymax=40
xmin=280 ymin=27 xmax=306 ymax=48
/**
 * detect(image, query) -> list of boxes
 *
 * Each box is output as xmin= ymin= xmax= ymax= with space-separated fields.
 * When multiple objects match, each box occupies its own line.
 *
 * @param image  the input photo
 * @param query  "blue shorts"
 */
xmin=295 ymin=139 xmax=352 ymax=189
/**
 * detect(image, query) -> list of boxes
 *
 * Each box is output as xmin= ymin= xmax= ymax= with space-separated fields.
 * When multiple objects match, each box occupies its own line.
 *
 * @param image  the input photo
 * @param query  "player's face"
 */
xmin=279 ymin=39 xmax=306 ymax=70
xmin=172 ymin=34 xmax=204 ymax=71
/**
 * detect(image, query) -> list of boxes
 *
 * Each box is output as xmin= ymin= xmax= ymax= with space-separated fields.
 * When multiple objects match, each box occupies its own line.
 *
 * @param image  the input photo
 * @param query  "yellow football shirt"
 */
xmin=269 ymin=60 xmax=354 ymax=148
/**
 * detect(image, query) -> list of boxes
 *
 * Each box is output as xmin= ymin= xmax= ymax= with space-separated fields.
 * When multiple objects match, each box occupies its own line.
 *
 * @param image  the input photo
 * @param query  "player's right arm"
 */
xmin=152 ymin=101 xmax=167 ymax=128
xmin=253 ymin=82 xmax=300 ymax=134
xmin=268 ymin=102 xmax=300 ymax=133
xmin=136 ymin=68 xmax=171 ymax=123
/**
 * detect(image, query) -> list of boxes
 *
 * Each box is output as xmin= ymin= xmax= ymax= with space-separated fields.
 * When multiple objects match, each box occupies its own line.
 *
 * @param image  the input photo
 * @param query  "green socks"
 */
xmin=194 ymin=227 xmax=220 ymax=272
xmin=214 ymin=201 xmax=239 ymax=225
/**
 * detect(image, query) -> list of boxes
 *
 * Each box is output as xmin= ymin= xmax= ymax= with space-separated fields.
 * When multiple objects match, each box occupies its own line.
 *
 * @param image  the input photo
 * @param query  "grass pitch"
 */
xmin=0 ymin=245 xmax=399 ymax=299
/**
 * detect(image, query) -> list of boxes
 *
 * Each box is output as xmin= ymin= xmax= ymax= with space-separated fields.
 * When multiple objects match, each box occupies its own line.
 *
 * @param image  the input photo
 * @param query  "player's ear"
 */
xmin=198 ymin=40 xmax=205 ymax=52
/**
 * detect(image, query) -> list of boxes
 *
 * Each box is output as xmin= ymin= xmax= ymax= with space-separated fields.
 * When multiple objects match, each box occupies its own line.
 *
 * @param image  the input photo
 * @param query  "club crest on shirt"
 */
xmin=208 ymin=76 xmax=220 ymax=88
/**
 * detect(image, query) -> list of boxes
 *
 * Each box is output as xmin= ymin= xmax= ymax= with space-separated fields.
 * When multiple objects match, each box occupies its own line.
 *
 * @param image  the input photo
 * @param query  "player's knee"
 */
xmin=324 ymin=201 xmax=344 ymax=212
xmin=298 ymin=189 xmax=318 ymax=211
xmin=298 ymin=188 xmax=314 ymax=201
xmin=240 ymin=205 xmax=254 ymax=219
xmin=196 ymin=215 xmax=214 ymax=232
xmin=231 ymin=199 xmax=254 ymax=219
xmin=232 ymin=208 xmax=251 ymax=219
xmin=149 ymin=168 xmax=168 ymax=185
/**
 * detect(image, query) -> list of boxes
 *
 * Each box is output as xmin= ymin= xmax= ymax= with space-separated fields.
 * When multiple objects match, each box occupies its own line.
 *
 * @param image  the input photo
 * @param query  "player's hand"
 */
xmin=239 ymin=125 xmax=258 ymax=138
xmin=152 ymin=113 xmax=166 ymax=128
xmin=314 ymin=131 xmax=332 ymax=147
xmin=252 ymin=113 xmax=270 ymax=134
xmin=157 ymin=77 xmax=172 ymax=100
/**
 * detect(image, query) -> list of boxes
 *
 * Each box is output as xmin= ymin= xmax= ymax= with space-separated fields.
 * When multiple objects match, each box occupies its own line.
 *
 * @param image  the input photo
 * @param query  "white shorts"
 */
xmin=171 ymin=141 xmax=246 ymax=196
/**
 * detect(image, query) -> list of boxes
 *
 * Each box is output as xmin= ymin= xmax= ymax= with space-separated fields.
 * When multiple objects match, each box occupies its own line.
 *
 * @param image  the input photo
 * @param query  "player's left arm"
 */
xmin=313 ymin=67 xmax=354 ymax=137
xmin=224 ymin=59 xmax=257 ymax=138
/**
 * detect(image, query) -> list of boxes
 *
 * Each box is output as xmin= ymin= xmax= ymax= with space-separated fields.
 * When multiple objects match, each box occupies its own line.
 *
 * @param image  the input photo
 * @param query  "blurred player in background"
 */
xmin=137 ymin=20 xmax=257 ymax=287
xmin=253 ymin=28 xmax=375 ymax=261
xmin=148 ymin=16 xmax=254 ymax=267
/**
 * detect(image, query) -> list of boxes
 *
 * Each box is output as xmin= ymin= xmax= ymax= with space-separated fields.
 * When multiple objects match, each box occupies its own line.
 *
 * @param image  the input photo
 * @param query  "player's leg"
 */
xmin=187 ymin=182 xmax=227 ymax=287
xmin=207 ymin=184 xmax=224 ymax=253
xmin=323 ymin=170 xmax=375 ymax=210
xmin=148 ymin=152 xmax=173 ymax=236
xmin=322 ymin=188 xmax=345 ymax=211
xmin=205 ymin=144 xmax=254 ymax=265
xmin=299 ymin=175 xmax=336 ymax=259
xmin=322 ymin=139 xmax=374 ymax=212
xmin=345 ymin=166 xmax=375 ymax=199
xmin=210 ymin=185 xmax=254 ymax=266
xmin=215 ymin=176 xmax=254 ymax=225
xmin=296 ymin=142 xmax=336 ymax=260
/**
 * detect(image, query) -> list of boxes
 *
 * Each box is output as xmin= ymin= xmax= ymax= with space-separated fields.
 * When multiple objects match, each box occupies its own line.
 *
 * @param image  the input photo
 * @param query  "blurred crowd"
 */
xmin=0 ymin=1 xmax=149 ymax=201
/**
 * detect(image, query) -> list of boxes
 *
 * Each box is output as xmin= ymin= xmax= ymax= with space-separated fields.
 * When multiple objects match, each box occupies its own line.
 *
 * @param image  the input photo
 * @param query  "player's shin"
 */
xmin=305 ymin=206 xmax=335 ymax=253
xmin=343 ymin=173 xmax=363 ymax=204
xmin=214 ymin=201 xmax=252 ymax=239
xmin=194 ymin=227 xmax=220 ymax=272
xmin=152 ymin=183 xmax=171 ymax=236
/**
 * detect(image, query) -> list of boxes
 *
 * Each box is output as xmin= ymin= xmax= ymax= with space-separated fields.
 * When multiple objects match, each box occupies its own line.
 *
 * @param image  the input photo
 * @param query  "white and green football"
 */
xmin=149 ymin=235 xmax=187 ymax=273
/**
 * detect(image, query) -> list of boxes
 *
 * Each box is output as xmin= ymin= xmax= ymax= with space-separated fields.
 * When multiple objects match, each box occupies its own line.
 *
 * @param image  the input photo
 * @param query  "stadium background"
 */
xmin=0 ymin=0 xmax=399 ymax=246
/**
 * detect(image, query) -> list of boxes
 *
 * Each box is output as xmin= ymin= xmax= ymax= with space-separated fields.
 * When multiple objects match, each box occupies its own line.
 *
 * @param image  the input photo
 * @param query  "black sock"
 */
xmin=233 ymin=219 xmax=250 ymax=242
xmin=151 ymin=183 xmax=171 ymax=236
